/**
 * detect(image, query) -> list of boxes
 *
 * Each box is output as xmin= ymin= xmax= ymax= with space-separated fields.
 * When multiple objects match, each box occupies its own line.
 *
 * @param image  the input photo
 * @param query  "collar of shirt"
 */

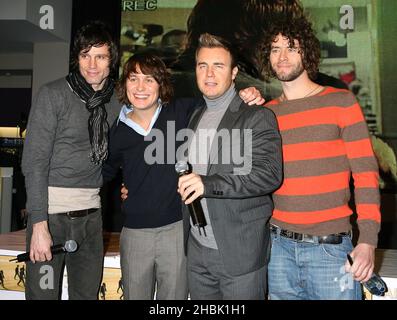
xmin=118 ymin=103 xmax=162 ymax=136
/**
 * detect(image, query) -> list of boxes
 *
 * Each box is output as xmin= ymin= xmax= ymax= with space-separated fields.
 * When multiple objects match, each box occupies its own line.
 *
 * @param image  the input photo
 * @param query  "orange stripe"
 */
xmin=339 ymin=104 xmax=365 ymax=128
xmin=356 ymin=204 xmax=381 ymax=222
xmin=283 ymin=140 xmax=345 ymax=162
xmin=276 ymin=104 xmax=365 ymax=131
xmin=344 ymin=139 xmax=374 ymax=159
xmin=277 ymin=107 xmax=340 ymax=131
xmin=319 ymin=87 xmax=346 ymax=95
xmin=265 ymin=100 xmax=279 ymax=107
xmin=352 ymin=172 xmax=379 ymax=188
xmin=275 ymin=171 xmax=350 ymax=195
xmin=273 ymin=206 xmax=352 ymax=224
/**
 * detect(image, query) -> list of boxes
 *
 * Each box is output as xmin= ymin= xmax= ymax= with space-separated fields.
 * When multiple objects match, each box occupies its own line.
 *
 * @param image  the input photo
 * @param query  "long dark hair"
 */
xmin=175 ymin=0 xmax=307 ymax=81
xmin=237 ymin=0 xmax=306 ymax=79
xmin=259 ymin=15 xmax=321 ymax=80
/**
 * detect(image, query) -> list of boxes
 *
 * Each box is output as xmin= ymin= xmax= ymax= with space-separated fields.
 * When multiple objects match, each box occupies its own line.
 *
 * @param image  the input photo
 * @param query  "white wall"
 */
xmin=0 ymin=0 xmax=73 ymax=97
xmin=0 ymin=53 xmax=32 ymax=89
xmin=32 ymin=42 xmax=70 ymax=97
xmin=0 ymin=53 xmax=33 ymax=69
xmin=0 ymin=0 xmax=27 ymax=19
xmin=27 ymin=0 xmax=73 ymax=41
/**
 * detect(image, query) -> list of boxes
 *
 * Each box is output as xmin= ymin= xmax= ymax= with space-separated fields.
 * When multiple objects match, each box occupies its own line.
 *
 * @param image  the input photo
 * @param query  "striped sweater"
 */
xmin=266 ymin=86 xmax=380 ymax=246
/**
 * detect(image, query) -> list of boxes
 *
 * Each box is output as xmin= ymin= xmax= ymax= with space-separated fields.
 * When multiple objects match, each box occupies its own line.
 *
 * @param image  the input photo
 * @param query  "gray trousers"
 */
xmin=25 ymin=209 xmax=104 ymax=300
xmin=120 ymin=220 xmax=187 ymax=300
xmin=187 ymin=235 xmax=267 ymax=300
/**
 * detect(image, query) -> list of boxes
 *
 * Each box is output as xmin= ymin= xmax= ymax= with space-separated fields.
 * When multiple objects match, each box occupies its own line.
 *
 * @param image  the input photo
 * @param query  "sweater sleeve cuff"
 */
xmin=201 ymin=175 xmax=219 ymax=198
xmin=357 ymin=219 xmax=380 ymax=247
xmin=29 ymin=212 xmax=49 ymax=225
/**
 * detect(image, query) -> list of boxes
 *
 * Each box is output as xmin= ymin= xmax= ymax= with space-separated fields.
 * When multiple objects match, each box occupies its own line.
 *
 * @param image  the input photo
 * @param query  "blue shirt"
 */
xmin=118 ymin=104 xmax=163 ymax=136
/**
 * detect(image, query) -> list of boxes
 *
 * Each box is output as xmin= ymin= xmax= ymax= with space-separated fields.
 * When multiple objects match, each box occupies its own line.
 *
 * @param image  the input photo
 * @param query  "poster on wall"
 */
xmin=120 ymin=0 xmax=396 ymax=193
xmin=119 ymin=0 xmax=281 ymax=100
xmin=120 ymin=0 xmax=195 ymax=72
xmin=119 ymin=1 xmax=378 ymax=124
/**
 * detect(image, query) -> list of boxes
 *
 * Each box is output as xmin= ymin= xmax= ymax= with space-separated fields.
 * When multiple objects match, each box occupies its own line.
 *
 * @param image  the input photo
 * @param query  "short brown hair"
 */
xmin=117 ymin=52 xmax=173 ymax=105
xmin=196 ymin=33 xmax=237 ymax=68
xmin=259 ymin=15 xmax=320 ymax=80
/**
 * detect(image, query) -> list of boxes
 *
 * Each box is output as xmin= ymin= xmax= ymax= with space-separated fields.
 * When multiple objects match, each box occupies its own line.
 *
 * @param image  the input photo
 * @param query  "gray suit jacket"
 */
xmin=182 ymin=94 xmax=283 ymax=276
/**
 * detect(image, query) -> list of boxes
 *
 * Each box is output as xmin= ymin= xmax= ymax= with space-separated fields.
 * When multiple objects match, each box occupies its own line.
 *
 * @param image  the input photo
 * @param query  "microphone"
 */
xmin=10 ymin=240 xmax=78 ymax=263
xmin=175 ymin=161 xmax=207 ymax=236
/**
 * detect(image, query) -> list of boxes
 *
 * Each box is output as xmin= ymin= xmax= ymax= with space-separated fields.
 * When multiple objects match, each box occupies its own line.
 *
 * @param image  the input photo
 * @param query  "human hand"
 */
xmin=177 ymin=173 xmax=204 ymax=205
xmin=121 ymin=184 xmax=128 ymax=201
xmin=345 ymin=243 xmax=375 ymax=282
xmin=30 ymin=221 xmax=53 ymax=263
xmin=239 ymin=87 xmax=265 ymax=106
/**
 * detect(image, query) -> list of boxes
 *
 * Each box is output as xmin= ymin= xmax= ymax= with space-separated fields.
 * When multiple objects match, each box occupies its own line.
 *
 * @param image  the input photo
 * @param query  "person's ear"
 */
xmin=232 ymin=66 xmax=238 ymax=80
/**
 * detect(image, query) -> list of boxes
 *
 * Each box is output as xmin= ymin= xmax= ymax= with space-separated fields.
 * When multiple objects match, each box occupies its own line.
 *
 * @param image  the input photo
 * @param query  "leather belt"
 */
xmin=270 ymin=225 xmax=351 ymax=244
xmin=63 ymin=208 xmax=98 ymax=219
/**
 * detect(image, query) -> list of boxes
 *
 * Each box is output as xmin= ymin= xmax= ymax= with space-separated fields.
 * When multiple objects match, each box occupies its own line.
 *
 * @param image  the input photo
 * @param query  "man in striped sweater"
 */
xmin=261 ymin=15 xmax=380 ymax=299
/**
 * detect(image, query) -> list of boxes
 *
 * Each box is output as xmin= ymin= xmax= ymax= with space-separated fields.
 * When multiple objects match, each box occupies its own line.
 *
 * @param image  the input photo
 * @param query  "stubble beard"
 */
xmin=273 ymin=62 xmax=305 ymax=82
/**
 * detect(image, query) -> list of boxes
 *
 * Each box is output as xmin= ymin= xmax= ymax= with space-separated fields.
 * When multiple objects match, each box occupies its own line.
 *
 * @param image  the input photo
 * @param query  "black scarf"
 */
xmin=66 ymin=71 xmax=114 ymax=164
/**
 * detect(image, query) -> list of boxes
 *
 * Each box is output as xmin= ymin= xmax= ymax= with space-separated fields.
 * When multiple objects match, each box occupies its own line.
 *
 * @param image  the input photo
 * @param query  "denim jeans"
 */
xmin=268 ymin=230 xmax=362 ymax=300
xmin=25 ymin=209 xmax=104 ymax=300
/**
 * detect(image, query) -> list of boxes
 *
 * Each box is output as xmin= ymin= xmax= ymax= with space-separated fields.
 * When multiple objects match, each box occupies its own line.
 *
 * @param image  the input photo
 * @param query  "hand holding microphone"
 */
xmin=347 ymin=254 xmax=387 ymax=296
xmin=175 ymin=161 xmax=207 ymax=236
xmin=10 ymin=240 xmax=78 ymax=263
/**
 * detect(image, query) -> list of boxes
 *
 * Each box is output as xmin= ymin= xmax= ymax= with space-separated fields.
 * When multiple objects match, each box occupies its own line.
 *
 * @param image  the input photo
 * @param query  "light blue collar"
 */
xmin=118 ymin=103 xmax=162 ymax=136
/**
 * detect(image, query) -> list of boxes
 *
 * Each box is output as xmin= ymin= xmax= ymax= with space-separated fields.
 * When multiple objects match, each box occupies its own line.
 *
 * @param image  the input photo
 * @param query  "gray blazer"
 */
xmin=182 ymin=94 xmax=283 ymax=276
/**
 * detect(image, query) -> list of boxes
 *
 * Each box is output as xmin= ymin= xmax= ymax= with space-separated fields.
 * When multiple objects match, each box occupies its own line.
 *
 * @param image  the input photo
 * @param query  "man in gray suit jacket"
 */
xmin=177 ymin=33 xmax=283 ymax=300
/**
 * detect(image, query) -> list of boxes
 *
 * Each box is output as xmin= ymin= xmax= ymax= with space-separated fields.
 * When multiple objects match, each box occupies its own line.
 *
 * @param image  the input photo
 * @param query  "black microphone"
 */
xmin=9 ymin=240 xmax=78 ymax=262
xmin=175 ymin=161 xmax=207 ymax=237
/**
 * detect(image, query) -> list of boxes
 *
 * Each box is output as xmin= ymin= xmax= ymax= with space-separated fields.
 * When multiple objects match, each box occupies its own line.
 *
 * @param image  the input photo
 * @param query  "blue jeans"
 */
xmin=268 ymin=230 xmax=362 ymax=300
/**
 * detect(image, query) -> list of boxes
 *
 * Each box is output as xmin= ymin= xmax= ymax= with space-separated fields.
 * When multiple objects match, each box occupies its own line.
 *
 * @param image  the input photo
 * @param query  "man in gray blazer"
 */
xmin=177 ymin=33 xmax=283 ymax=300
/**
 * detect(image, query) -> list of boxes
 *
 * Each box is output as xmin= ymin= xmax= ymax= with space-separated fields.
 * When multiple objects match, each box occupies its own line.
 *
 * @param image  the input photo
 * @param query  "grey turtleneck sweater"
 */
xmin=188 ymin=84 xmax=236 ymax=249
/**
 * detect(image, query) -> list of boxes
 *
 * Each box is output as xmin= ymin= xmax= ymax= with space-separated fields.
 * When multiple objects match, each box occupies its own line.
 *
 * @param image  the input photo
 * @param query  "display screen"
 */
xmin=120 ymin=0 xmax=195 ymax=72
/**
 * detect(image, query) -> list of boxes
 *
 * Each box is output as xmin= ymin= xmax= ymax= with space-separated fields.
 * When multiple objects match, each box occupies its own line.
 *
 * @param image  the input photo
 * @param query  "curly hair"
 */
xmin=259 ymin=15 xmax=320 ymax=81
xmin=179 ymin=0 xmax=308 ymax=81
xmin=186 ymin=0 xmax=240 ymax=52
xmin=237 ymin=0 xmax=306 ymax=79
xmin=117 ymin=52 xmax=173 ymax=105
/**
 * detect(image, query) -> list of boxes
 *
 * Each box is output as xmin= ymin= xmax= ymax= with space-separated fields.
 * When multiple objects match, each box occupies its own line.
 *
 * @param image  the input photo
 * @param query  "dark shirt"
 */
xmin=103 ymin=98 xmax=201 ymax=229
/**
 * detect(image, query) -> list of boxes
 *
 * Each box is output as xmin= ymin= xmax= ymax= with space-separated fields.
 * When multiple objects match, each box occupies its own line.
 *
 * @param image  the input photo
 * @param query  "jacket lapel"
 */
xmin=187 ymin=103 xmax=206 ymax=131
xmin=178 ymin=103 xmax=206 ymax=163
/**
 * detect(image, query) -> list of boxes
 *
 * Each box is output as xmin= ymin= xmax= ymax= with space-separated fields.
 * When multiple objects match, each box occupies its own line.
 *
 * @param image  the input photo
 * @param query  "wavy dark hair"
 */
xmin=176 ymin=0 xmax=306 ymax=80
xmin=117 ymin=52 xmax=173 ymax=105
xmin=70 ymin=21 xmax=119 ymax=75
xmin=259 ymin=15 xmax=320 ymax=80
xmin=237 ymin=0 xmax=306 ymax=79
xmin=186 ymin=0 xmax=240 ymax=49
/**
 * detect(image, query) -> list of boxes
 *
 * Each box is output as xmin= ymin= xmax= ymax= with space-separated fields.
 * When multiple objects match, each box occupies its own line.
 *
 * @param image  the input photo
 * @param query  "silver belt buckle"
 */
xmin=301 ymin=233 xmax=315 ymax=243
